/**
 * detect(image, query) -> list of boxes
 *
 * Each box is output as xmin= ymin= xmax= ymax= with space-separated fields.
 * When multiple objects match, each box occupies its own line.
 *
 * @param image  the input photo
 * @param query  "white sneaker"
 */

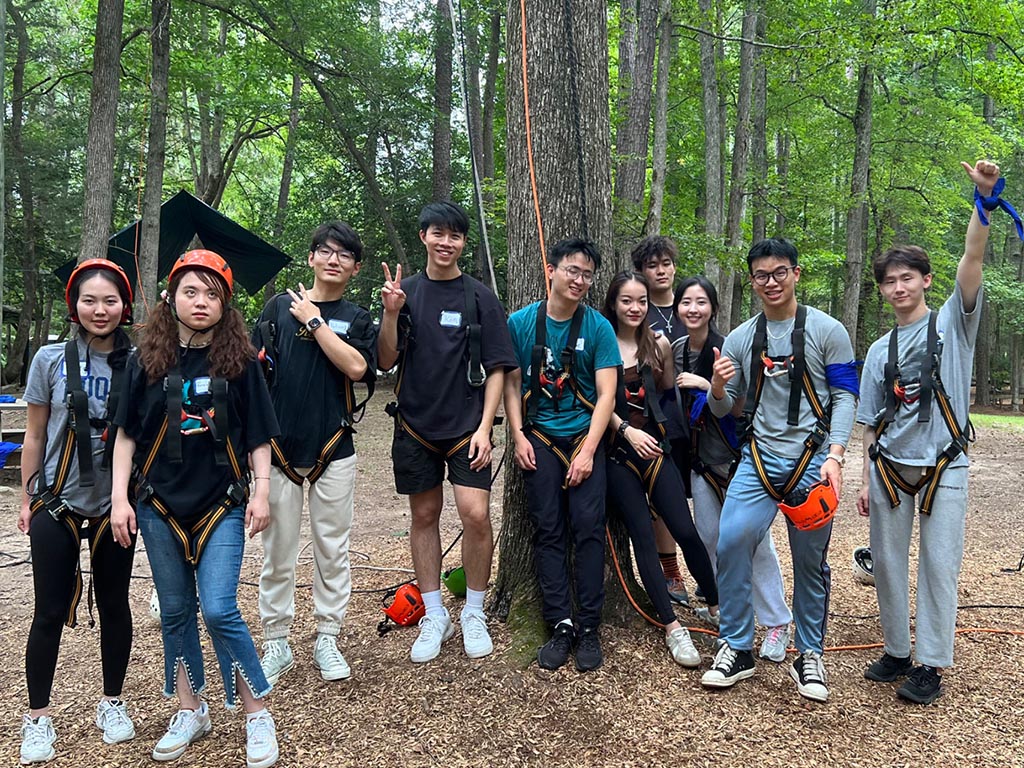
xmin=461 ymin=610 xmax=494 ymax=659
xmin=790 ymin=650 xmax=829 ymax=702
xmin=695 ymin=606 xmax=721 ymax=627
xmin=260 ymin=639 xmax=294 ymax=686
xmin=666 ymin=627 xmax=701 ymax=668
xmin=759 ymin=624 xmax=791 ymax=663
xmin=152 ymin=702 xmax=212 ymax=762
xmin=20 ymin=715 xmax=55 ymax=765
xmin=245 ymin=710 xmax=279 ymax=768
xmin=313 ymin=634 xmax=351 ymax=681
xmin=410 ymin=611 xmax=455 ymax=663
xmin=95 ymin=698 xmax=135 ymax=744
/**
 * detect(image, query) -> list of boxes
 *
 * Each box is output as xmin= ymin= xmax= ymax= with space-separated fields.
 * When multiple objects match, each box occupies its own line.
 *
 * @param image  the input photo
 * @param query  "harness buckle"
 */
xmin=226 ymin=476 xmax=249 ymax=506
xmin=805 ymin=421 xmax=829 ymax=449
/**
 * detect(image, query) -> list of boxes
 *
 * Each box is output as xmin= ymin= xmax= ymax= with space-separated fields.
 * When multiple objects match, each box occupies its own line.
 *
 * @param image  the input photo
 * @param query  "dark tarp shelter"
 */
xmin=55 ymin=190 xmax=291 ymax=294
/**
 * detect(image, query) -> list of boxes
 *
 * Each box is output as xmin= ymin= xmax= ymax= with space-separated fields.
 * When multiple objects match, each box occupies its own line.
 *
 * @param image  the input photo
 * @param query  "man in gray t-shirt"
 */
xmin=699 ymin=238 xmax=857 ymax=704
xmin=857 ymin=159 xmax=1005 ymax=706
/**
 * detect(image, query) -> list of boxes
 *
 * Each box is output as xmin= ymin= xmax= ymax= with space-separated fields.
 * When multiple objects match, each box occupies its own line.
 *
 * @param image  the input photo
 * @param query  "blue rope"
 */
xmin=975 ymin=179 xmax=1024 ymax=241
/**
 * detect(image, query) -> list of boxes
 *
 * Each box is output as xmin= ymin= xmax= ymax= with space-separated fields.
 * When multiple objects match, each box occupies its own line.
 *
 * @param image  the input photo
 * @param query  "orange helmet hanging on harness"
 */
xmin=778 ymin=479 xmax=838 ymax=531
xmin=169 ymin=249 xmax=234 ymax=299
xmin=65 ymin=258 xmax=134 ymax=325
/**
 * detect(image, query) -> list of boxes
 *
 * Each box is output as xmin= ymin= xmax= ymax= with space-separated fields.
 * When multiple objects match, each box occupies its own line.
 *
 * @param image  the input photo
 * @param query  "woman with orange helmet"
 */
xmin=18 ymin=259 xmax=137 ymax=764
xmin=109 ymin=250 xmax=281 ymax=768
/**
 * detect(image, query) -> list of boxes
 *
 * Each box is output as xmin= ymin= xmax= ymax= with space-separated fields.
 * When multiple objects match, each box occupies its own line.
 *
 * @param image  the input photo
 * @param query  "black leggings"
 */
xmin=607 ymin=439 xmax=718 ymax=625
xmin=26 ymin=509 xmax=135 ymax=710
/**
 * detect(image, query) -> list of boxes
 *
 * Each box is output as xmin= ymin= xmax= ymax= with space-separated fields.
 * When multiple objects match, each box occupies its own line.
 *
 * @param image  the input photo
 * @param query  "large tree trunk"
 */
xmin=77 ymin=0 xmax=125 ymax=265
xmin=431 ymin=0 xmax=453 ymax=201
xmin=750 ymin=9 xmax=767 ymax=246
xmin=973 ymin=42 xmax=997 ymax=406
xmin=137 ymin=0 xmax=171 ymax=322
xmin=840 ymin=0 xmax=876 ymax=353
xmin=643 ymin=0 xmax=673 ymax=237
xmin=697 ymin=0 xmax=725 ymax=312
xmin=5 ymin=6 xmax=40 ymax=383
xmin=498 ymin=0 xmax=639 ymax=660
xmin=264 ymin=72 xmax=303 ymax=304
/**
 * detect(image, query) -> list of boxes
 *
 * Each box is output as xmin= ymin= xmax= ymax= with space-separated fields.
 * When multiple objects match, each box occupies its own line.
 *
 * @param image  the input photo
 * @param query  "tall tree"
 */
xmin=643 ymin=0 xmax=673 ymax=236
xmin=77 ymin=0 xmax=126 ymax=264
xmin=431 ymin=0 xmax=454 ymax=201
xmin=264 ymin=72 xmax=303 ymax=303
xmin=697 ymin=0 xmax=725 ymax=316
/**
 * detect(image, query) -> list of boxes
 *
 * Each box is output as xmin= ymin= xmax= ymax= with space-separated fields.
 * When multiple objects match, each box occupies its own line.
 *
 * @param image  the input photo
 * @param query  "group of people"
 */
xmin=16 ymin=160 xmax=1007 ymax=765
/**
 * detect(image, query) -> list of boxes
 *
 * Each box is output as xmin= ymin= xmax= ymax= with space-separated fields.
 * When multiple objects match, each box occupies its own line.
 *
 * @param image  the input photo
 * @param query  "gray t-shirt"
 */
xmin=857 ymin=282 xmax=980 ymax=468
xmin=709 ymin=306 xmax=857 ymax=458
xmin=24 ymin=340 xmax=115 ymax=517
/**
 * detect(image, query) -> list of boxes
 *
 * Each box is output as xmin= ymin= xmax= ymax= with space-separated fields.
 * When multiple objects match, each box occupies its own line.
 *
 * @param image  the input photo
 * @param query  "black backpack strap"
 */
xmin=640 ymin=362 xmax=666 ymax=425
xmin=100 ymin=343 xmax=131 ymax=470
xmin=64 ymin=339 xmax=96 ymax=488
xmin=740 ymin=313 xmax=767 ymax=438
xmin=527 ymin=301 xmax=548 ymax=424
xmin=464 ymin=277 xmax=485 ymax=388
xmin=255 ymin=318 xmax=278 ymax=387
xmin=918 ymin=310 xmax=938 ymax=423
xmin=882 ymin=324 xmax=900 ymax=426
xmin=562 ymin=305 xmax=585 ymax=373
xmin=787 ymin=305 xmax=807 ymax=426
xmin=209 ymin=378 xmax=230 ymax=467
xmin=164 ymin=371 xmax=183 ymax=463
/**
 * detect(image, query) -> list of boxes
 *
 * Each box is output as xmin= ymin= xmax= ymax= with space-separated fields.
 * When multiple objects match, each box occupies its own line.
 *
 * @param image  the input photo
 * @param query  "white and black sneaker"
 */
xmin=790 ymin=650 xmax=829 ymax=702
xmin=701 ymin=643 xmax=755 ymax=689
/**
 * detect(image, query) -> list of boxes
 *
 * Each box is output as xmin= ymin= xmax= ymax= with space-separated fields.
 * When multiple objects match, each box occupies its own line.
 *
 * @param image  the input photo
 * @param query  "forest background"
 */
xmin=2 ymin=0 xmax=1023 ymax=395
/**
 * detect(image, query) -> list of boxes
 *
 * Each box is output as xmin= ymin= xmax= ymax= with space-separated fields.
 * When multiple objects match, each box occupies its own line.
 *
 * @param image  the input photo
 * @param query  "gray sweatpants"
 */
xmin=868 ymin=460 xmax=968 ymax=668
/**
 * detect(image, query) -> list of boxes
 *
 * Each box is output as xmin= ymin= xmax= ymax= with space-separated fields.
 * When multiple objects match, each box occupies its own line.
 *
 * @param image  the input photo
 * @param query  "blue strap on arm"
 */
xmin=975 ymin=178 xmax=1024 ymax=241
xmin=826 ymin=361 xmax=861 ymax=398
xmin=689 ymin=390 xmax=708 ymax=427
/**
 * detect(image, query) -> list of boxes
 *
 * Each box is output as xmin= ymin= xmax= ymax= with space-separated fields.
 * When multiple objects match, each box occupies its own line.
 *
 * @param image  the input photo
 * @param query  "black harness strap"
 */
xmin=464 ymin=277 xmax=485 ymax=388
xmin=164 ymin=372 xmax=183 ymax=463
xmin=525 ymin=302 xmax=589 ymax=425
xmin=63 ymin=340 xmax=96 ymax=488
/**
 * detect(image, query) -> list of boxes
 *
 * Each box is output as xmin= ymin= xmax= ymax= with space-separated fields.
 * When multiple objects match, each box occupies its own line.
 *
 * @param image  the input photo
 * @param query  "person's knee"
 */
xmin=457 ymin=502 xmax=491 ymax=536
xmin=200 ymin=599 xmax=241 ymax=635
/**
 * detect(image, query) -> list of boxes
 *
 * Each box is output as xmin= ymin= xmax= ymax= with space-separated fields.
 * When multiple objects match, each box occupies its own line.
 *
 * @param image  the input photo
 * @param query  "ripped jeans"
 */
xmin=136 ymin=502 xmax=270 ymax=708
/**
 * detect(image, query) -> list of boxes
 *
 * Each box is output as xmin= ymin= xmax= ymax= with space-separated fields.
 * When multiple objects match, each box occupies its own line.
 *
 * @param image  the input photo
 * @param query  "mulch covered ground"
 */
xmin=1 ymin=401 xmax=1022 ymax=767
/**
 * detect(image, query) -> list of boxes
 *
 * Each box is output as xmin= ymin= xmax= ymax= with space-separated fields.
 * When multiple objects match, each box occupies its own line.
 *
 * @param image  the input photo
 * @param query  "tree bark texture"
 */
xmin=973 ymin=42 xmax=997 ymax=406
xmin=264 ymin=72 xmax=303 ymax=304
xmin=697 ymin=0 xmax=725 ymax=305
xmin=432 ymin=0 xmax=454 ymax=201
xmin=643 ymin=0 xmax=673 ymax=237
xmin=137 ymin=0 xmax=171 ymax=322
xmin=77 ymin=0 xmax=125 ymax=265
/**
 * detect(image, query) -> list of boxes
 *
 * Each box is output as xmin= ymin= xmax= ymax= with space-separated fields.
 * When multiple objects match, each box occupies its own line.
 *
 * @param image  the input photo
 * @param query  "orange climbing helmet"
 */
xmin=169 ymin=249 xmax=233 ymax=299
xmin=381 ymin=583 xmax=426 ymax=628
xmin=65 ymin=258 xmax=134 ymax=325
xmin=778 ymin=479 xmax=838 ymax=531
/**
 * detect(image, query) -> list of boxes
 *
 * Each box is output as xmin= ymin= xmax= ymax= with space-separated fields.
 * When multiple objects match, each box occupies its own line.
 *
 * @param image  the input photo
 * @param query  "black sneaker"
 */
xmin=574 ymin=627 xmax=603 ymax=672
xmin=537 ymin=623 xmax=576 ymax=670
xmin=701 ymin=643 xmax=756 ymax=688
xmin=897 ymin=665 xmax=944 ymax=705
xmin=789 ymin=650 xmax=829 ymax=702
xmin=864 ymin=652 xmax=913 ymax=682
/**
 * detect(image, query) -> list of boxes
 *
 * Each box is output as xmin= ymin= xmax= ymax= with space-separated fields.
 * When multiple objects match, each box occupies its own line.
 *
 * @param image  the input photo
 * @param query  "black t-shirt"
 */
xmin=114 ymin=348 xmax=279 ymax=524
xmin=394 ymin=272 xmax=517 ymax=440
xmin=255 ymin=293 xmax=377 ymax=466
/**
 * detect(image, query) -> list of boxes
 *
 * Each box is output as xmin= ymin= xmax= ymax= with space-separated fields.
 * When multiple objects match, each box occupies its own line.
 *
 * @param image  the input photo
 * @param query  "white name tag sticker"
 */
xmin=329 ymin=318 xmax=351 ymax=336
xmin=575 ymin=337 xmax=586 ymax=352
xmin=439 ymin=310 xmax=463 ymax=328
xmin=193 ymin=377 xmax=212 ymax=395
xmin=61 ymin=360 xmax=89 ymax=377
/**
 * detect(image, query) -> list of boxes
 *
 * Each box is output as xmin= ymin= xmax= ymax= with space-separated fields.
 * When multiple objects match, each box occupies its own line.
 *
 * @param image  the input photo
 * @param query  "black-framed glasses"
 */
xmin=559 ymin=265 xmax=595 ymax=284
xmin=314 ymin=245 xmax=355 ymax=262
xmin=751 ymin=266 xmax=795 ymax=285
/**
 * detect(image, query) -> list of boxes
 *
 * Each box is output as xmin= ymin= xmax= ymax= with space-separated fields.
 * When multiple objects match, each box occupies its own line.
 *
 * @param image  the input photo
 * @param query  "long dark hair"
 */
xmin=68 ymin=267 xmax=134 ymax=353
xmin=673 ymin=275 xmax=723 ymax=380
xmin=139 ymin=269 xmax=255 ymax=383
xmin=602 ymin=271 xmax=662 ymax=372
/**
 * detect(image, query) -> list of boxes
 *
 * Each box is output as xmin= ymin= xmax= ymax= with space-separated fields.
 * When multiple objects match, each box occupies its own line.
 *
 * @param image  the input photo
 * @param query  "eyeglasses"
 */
xmin=750 ymin=266 xmax=796 ymax=285
xmin=314 ymin=245 xmax=355 ymax=263
xmin=559 ymin=265 xmax=595 ymax=284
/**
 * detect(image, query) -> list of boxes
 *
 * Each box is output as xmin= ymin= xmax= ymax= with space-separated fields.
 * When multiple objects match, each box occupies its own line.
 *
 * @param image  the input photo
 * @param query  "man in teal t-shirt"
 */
xmin=504 ymin=238 xmax=620 ymax=673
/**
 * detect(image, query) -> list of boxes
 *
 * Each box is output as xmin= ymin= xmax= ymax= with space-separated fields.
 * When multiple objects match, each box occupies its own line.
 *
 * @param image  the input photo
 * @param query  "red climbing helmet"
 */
xmin=778 ymin=479 xmax=838 ymax=531
xmin=65 ymin=258 xmax=134 ymax=325
xmin=169 ymin=249 xmax=234 ymax=299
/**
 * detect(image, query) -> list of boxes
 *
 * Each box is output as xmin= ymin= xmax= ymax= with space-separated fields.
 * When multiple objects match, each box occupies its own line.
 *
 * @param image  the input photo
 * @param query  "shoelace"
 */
xmin=419 ymin=615 xmax=447 ymax=640
xmin=765 ymin=627 xmax=786 ymax=646
xmin=22 ymin=719 xmax=53 ymax=748
xmin=316 ymin=638 xmax=345 ymax=665
xmin=714 ymin=644 xmax=738 ymax=671
xmin=166 ymin=710 xmax=198 ymax=739
xmin=247 ymin=714 xmax=275 ymax=748
xmin=907 ymin=666 xmax=937 ymax=687
xmin=263 ymin=641 xmax=286 ymax=660
xmin=463 ymin=614 xmax=487 ymax=639
xmin=578 ymin=631 xmax=599 ymax=651
xmin=800 ymin=653 xmax=825 ymax=683
xmin=102 ymin=702 xmax=132 ymax=730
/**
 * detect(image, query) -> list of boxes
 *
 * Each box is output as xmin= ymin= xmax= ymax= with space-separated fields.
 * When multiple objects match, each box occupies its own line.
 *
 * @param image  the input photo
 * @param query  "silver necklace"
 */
xmin=765 ymin=318 xmax=795 ymax=340
xmin=651 ymin=304 xmax=674 ymax=335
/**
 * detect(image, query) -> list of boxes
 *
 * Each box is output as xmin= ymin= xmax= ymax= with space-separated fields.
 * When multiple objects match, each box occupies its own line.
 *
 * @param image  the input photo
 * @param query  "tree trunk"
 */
xmin=840 ymin=0 xmax=876 ymax=353
xmin=137 ymin=0 xmax=171 ymax=322
xmin=643 ymin=0 xmax=673 ymax=237
xmin=431 ymin=0 xmax=453 ymax=201
xmin=499 ymin=0 xmax=640 ymax=659
xmin=77 ymin=0 xmax=125 ymax=265
xmin=613 ymin=0 xmax=658 ymax=244
xmin=973 ymin=42 xmax=997 ymax=406
xmin=697 ymin=0 xmax=725 ymax=307
xmin=264 ymin=72 xmax=303 ymax=304
xmin=750 ymin=10 xmax=768 ymax=245
xmin=5 ymin=6 xmax=39 ymax=383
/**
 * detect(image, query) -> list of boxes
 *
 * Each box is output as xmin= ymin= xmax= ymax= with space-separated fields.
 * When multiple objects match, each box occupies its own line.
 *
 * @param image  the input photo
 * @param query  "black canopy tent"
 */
xmin=55 ymin=190 xmax=291 ymax=294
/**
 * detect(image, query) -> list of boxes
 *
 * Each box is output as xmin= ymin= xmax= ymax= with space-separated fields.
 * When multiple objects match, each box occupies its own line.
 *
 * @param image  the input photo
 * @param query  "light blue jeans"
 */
xmin=717 ymin=446 xmax=832 ymax=654
xmin=137 ymin=502 xmax=270 ymax=708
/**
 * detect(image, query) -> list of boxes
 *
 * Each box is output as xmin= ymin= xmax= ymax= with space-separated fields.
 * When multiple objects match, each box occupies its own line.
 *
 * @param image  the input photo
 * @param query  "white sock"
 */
xmin=464 ymin=588 xmax=486 ymax=614
xmin=421 ymin=589 xmax=446 ymax=617
xmin=555 ymin=618 xmax=573 ymax=630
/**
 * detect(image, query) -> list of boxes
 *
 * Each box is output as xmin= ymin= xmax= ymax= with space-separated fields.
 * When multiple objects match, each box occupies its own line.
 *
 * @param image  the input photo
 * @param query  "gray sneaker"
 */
xmin=666 ymin=627 xmax=701 ymax=668
xmin=759 ymin=624 xmax=791 ymax=663
xmin=260 ymin=639 xmax=294 ymax=686
xmin=313 ymin=634 xmax=351 ymax=681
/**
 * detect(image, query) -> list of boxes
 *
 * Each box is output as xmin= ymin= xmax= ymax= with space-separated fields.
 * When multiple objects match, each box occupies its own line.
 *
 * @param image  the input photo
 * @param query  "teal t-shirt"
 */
xmin=507 ymin=301 xmax=621 ymax=438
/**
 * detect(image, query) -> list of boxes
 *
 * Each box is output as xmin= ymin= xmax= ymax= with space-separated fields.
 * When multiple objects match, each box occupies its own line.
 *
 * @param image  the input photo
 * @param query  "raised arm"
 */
xmin=958 ymin=159 xmax=1000 ymax=313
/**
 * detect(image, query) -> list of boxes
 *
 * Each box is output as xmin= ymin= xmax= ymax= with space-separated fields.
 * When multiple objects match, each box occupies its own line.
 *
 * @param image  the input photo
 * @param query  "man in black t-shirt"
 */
xmin=256 ymin=222 xmax=377 ymax=685
xmin=378 ymin=201 xmax=517 ymax=664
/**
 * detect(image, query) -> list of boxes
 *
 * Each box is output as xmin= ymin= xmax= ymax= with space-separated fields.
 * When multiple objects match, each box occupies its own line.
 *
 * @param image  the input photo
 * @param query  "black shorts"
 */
xmin=391 ymin=423 xmax=492 ymax=495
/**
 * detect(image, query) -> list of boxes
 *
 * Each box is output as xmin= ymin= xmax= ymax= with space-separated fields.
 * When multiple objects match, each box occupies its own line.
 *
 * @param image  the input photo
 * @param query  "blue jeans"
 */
xmin=137 ymin=502 xmax=270 ymax=708
xmin=717 ymin=445 xmax=832 ymax=654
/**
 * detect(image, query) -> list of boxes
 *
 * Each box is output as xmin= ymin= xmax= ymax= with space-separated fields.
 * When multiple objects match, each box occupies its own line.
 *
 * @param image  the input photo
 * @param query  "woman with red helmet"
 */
xmin=110 ymin=250 xmax=281 ymax=768
xmin=18 ymin=259 xmax=137 ymax=764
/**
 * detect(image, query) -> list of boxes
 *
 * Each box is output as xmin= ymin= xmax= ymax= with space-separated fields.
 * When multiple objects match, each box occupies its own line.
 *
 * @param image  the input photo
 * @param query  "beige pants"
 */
xmin=259 ymin=455 xmax=357 ymax=639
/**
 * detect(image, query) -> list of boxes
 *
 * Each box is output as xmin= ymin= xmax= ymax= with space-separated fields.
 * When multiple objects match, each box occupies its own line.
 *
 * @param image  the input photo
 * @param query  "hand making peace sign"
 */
xmin=381 ymin=262 xmax=406 ymax=314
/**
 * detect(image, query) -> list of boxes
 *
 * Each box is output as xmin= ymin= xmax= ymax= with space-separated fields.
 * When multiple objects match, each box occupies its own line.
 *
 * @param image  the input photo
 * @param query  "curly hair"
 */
xmin=138 ymin=270 xmax=255 ymax=383
xmin=601 ymin=271 xmax=663 ymax=374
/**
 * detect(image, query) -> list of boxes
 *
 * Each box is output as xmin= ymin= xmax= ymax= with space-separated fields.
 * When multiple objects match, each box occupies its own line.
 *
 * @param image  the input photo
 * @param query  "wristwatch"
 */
xmin=306 ymin=316 xmax=324 ymax=333
xmin=826 ymin=452 xmax=845 ymax=467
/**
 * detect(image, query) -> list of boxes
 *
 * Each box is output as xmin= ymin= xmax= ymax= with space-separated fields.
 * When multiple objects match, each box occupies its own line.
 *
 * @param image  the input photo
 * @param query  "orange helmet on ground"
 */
xmin=381 ymin=583 xmax=426 ymax=627
xmin=169 ymin=249 xmax=233 ymax=299
xmin=778 ymin=479 xmax=838 ymax=531
xmin=65 ymin=258 xmax=134 ymax=325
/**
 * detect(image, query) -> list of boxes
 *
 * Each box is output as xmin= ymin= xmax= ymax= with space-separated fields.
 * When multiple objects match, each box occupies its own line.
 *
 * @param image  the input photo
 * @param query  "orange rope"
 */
xmin=131 ymin=71 xmax=152 ymax=316
xmin=519 ymin=0 xmax=550 ymax=298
